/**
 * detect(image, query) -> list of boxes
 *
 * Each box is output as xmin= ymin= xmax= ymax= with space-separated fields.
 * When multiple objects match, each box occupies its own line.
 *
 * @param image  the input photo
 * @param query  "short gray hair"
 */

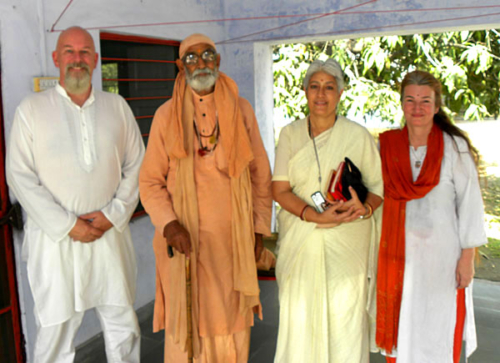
xmin=303 ymin=59 xmax=344 ymax=92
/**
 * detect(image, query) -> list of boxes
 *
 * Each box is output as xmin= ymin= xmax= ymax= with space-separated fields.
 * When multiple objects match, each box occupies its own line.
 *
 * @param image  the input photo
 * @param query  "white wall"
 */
xmin=1 ymin=0 xmax=500 ymax=360
xmin=1 ymin=2 xmax=57 ymax=360
xmin=0 ymin=0 xmax=226 ymax=360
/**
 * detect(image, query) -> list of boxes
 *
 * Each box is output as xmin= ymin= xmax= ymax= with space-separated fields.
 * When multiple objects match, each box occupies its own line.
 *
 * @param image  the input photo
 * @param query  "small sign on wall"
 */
xmin=33 ymin=77 xmax=59 ymax=92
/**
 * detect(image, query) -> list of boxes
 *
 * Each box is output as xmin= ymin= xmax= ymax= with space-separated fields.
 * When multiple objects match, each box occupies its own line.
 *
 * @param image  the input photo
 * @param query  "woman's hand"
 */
xmin=456 ymin=248 xmax=475 ymax=289
xmin=305 ymin=200 xmax=357 ymax=226
xmin=336 ymin=186 xmax=367 ymax=219
xmin=272 ymin=180 xmax=377 ymax=229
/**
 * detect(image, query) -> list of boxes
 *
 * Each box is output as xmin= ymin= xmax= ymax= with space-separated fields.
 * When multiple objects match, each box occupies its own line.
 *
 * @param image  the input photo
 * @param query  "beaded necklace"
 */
xmin=193 ymin=113 xmax=220 ymax=157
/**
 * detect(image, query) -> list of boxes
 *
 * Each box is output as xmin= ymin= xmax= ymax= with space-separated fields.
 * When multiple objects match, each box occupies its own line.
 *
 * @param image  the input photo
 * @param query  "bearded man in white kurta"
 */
xmin=6 ymin=26 xmax=144 ymax=363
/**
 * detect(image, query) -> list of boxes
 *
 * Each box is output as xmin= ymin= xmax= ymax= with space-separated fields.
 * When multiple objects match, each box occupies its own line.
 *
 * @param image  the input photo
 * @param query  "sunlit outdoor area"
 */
xmin=273 ymin=28 xmax=500 ymax=281
xmin=464 ymin=121 xmax=500 ymax=281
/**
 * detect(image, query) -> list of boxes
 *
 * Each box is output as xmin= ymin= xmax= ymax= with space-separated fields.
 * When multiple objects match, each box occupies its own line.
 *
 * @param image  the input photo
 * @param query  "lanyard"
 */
xmin=308 ymin=116 xmax=337 ymax=191
xmin=308 ymin=118 xmax=322 ymax=191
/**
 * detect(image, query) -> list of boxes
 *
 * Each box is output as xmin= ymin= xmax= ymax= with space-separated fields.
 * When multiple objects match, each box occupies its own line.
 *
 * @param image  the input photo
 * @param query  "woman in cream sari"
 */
xmin=272 ymin=59 xmax=383 ymax=363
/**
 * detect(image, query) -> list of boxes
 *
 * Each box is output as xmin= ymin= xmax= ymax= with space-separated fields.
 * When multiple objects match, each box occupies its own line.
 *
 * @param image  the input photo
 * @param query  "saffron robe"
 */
xmin=139 ymin=90 xmax=272 ymax=359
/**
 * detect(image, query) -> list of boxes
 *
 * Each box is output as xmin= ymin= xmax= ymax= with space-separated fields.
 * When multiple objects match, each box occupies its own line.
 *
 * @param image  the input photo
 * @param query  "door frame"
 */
xmin=0 ymin=64 xmax=25 ymax=363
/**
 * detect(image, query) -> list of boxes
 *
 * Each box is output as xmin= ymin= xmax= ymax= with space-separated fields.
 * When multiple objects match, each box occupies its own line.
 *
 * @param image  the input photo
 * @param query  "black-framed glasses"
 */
xmin=183 ymin=49 xmax=217 ymax=65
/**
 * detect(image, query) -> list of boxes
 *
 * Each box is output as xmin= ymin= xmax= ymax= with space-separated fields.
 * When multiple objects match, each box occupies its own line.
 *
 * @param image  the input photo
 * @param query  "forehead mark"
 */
xmin=310 ymin=78 xmax=336 ymax=84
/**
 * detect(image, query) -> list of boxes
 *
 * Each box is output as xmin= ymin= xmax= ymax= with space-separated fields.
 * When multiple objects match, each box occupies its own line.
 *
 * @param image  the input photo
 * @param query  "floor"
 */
xmin=75 ymin=279 xmax=500 ymax=363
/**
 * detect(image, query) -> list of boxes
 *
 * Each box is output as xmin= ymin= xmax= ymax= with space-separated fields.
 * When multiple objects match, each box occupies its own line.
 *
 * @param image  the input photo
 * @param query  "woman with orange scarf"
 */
xmin=376 ymin=70 xmax=486 ymax=362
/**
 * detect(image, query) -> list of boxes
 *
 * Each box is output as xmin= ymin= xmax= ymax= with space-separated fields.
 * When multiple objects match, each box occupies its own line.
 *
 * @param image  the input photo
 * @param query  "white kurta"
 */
xmin=393 ymin=134 xmax=486 ymax=362
xmin=273 ymin=117 xmax=384 ymax=363
xmin=6 ymin=85 xmax=145 ymax=327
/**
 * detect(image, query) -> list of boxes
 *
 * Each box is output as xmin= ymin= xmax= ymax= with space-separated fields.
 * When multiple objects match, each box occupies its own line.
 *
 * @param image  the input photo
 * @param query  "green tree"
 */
xmin=273 ymin=30 xmax=500 ymax=125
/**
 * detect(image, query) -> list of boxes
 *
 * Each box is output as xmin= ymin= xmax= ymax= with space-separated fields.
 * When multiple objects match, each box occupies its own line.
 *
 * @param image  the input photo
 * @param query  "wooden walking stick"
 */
xmin=186 ymin=257 xmax=193 ymax=363
xmin=167 ymin=246 xmax=194 ymax=362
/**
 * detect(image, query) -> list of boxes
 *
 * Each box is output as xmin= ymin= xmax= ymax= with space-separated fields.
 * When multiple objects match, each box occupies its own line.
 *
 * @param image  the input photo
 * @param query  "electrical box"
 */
xmin=33 ymin=77 xmax=59 ymax=92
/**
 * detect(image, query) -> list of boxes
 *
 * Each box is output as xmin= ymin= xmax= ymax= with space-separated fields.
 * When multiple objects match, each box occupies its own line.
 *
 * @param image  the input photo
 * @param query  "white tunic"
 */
xmin=6 ymin=85 xmax=145 ymax=327
xmin=394 ymin=134 xmax=486 ymax=362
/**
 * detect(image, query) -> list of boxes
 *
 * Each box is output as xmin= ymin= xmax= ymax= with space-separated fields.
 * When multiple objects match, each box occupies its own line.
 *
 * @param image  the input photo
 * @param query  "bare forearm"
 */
xmin=460 ymin=248 xmax=475 ymax=261
xmin=456 ymin=248 xmax=475 ymax=289
xmin=365 ymin=192 xmax=383 ymax=211
xmin=272 ymin=181 xmax=352 ymax=225
xmin=272 ymin=185 xmax=309 ymax=218
xmin=274 ymin=190 xmax=326 ymax=224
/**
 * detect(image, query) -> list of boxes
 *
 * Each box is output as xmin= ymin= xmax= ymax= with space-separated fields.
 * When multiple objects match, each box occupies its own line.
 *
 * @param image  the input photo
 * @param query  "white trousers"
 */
xmin=33 ymin=305 xmax=141 ymax=363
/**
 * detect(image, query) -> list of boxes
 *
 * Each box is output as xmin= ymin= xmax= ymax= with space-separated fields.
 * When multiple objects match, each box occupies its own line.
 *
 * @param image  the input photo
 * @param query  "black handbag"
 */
xmin=341 ymin=157 xmax=368 ymax=203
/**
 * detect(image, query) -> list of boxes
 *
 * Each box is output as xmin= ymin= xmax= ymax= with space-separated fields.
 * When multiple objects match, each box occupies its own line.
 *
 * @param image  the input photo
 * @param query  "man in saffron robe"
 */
xmin=139 ymin=33 xmax=273 ymax=362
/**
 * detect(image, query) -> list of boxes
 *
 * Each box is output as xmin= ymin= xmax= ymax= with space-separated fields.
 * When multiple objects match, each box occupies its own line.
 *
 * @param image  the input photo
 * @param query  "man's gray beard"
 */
xmin=64 ymin=63 xmax=91 ymax=94
xmin=186 ymin=68 xmax=219 ymax=93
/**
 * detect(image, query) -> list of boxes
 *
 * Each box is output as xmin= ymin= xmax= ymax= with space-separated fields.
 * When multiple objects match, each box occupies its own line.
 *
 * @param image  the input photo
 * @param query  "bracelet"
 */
xmin=299 ymin=205 xmax=310 ymax=221
xmin=360 ymin=202 xmax=373 ymax=219
xmin=363 ymin=202 xmax=373 ymax=219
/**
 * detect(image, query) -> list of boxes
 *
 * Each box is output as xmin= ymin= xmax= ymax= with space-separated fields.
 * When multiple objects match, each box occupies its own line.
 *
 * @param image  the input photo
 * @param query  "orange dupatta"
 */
xmin=376 ymin=124 xmax=444 ymax=353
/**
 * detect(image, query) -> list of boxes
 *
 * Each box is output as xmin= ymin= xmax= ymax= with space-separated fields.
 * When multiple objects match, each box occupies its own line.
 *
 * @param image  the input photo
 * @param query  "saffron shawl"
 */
xmin=376 ymin=124 xmax=444 ymax=353
xmin=163 ymin=71 xmax=260 ymax=357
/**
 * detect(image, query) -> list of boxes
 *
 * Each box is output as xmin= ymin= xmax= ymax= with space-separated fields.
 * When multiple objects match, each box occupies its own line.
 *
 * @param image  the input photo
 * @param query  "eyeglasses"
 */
xmin=183 ymin=49 xmax=217 ymax=65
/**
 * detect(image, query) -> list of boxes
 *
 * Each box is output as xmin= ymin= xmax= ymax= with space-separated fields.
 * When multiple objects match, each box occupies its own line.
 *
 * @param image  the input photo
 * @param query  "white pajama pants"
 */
xmin=33 ymin=305 xmax=141 ymax=363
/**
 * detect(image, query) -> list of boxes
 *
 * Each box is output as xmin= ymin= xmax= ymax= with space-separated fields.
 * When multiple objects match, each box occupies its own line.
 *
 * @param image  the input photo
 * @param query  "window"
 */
xmin=100 ymin=32 xmax=180 ymax=216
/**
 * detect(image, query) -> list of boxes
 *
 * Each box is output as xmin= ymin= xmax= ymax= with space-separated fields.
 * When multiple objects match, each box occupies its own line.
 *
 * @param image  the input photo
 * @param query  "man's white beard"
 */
xmin=186 ymin=67 xmax=219 ymax=93
xmin=64 ymin=63 xmax=91 ymax=94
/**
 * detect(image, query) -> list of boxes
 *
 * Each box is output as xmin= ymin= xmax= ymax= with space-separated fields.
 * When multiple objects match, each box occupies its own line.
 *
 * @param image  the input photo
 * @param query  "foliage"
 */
xmin=483 ymin=172 xmax=500 ymax=217
xmin=482 ymin=238 xmax=500 ymax=259
xmin=102 ymin=63 xmax=119 ymax=94
xmin=273 ymin=30 xmax=500 ymax=124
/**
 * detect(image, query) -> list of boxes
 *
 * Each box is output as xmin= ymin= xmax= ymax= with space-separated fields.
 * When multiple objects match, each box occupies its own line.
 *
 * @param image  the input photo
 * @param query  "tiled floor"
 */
xmin=76 ymin=279 xmax=500 ymax=362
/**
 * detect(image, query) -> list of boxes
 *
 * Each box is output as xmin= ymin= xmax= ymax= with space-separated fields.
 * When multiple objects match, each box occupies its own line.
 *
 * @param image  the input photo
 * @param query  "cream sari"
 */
xmin=274 ymin=117 xmax=383 ymax=363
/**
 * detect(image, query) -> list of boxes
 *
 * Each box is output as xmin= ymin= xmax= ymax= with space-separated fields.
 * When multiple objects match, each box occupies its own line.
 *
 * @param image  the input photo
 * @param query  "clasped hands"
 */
xmin=164 ymin=220 xmax=264 ymax=261
xmin=310 ymin=187 xmax=367 ymax=228
xmin=69 ymin=211 xmax=113 ymax=243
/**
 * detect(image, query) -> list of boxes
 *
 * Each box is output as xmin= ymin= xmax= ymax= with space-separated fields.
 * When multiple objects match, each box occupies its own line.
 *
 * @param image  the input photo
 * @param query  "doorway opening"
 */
xmin=272 ymin=29 xmax=500 ymax=281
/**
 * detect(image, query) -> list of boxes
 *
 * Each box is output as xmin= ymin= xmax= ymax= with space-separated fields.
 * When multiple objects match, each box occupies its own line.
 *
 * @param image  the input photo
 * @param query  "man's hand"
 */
xmin=164 ymin=220 xmax=191 ymax=258
xmin=69 ymin=218 xmax=104 ymax=243
xmin=254 ymin=233 xmax=264 ymax=262
xmin=80 ymin=211 xmax=113 ymax=232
